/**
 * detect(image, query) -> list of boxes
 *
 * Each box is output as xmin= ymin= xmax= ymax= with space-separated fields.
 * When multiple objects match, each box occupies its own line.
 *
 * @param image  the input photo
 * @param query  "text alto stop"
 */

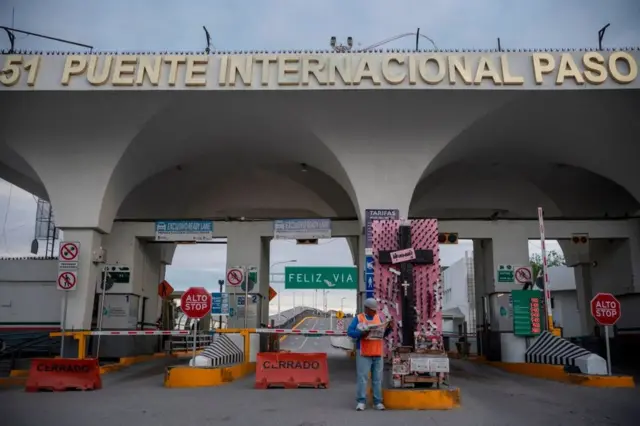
xmin=183 ymin=294 xmax=210 ymax=310
xmin=595 ymin=300 xmax=618 ymax=316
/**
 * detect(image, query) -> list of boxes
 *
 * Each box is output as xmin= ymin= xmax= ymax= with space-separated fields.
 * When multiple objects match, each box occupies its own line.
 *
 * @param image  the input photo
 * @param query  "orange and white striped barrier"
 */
xmin=256 ymin=328 xmax=347 ymax=336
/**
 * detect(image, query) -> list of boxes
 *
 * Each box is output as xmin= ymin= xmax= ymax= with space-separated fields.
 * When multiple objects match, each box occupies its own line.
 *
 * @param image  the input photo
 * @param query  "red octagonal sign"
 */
xmin=590 ymin=292 xmax=621 ymax=326
xmin=180 ymin=287 xmax=212 ymax=320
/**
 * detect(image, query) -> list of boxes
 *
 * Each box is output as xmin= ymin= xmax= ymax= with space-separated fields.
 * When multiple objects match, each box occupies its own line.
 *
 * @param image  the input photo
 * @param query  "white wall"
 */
xmin=443 ymin=257 xmax=469 ymax=314
xmin=551 ymin=291 xmax=581 ymax=338
xmin=442 ymin=255 xmax=472 ymax=330
xmin=0 ymin=259 xmax=60 ymax=328
xmin=548 ymin=266 xmax=577 ymax=291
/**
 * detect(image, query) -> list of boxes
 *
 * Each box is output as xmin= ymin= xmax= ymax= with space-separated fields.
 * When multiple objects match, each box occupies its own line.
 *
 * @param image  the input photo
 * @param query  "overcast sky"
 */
xmin=1 ymin=0 xmax=617 ymax=312
xmin=1 ymin=0 xmax=638 ymax=52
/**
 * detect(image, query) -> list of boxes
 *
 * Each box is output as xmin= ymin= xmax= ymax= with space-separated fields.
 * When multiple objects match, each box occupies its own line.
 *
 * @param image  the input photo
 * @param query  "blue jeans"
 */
xmin=356 ymin=353 xmax=383 ymax=405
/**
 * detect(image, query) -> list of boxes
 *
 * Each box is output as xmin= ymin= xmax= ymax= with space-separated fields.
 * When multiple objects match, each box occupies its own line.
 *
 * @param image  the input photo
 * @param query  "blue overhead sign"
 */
xmin=154 ymin=220 xmax=214 ymax=242
xmin=364 ymin=255 xmax=375 ymax=298
xmin=273 ymin=219 xmax=331 ymax=240
xmin=365 ymin=209 xmax=399 ymax=248
xmin=365 ymin=273 xmax=374 ymax=292
xmin=211 ymin=293 xmax=230 ymax=316
xmin=237 ymin=295 xmax=259 ymax=307
xmin=365 ymin=255 xmax=374 ymax=273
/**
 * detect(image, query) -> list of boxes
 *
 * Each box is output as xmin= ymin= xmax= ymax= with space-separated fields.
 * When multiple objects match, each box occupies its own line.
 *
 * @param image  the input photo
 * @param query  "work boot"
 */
xmin=356 ymin=403 xmax=366 ymax=411
xmin=374 ymin=403 xmax=386 ymax=411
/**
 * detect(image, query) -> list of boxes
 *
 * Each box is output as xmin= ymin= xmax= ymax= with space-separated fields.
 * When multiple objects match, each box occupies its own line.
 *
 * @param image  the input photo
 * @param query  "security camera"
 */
xmin=330 ymin=36 xmax=336 ymax=47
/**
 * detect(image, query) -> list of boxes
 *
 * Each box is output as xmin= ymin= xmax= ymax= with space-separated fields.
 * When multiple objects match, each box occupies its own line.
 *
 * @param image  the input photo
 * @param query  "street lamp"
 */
xmin=271 ymin=260 xmax=297 ymax=316
xmin=323 ymin=290 xmax=330 ymax=312
xmin=330 ymin=36 xmax=354 ymax=53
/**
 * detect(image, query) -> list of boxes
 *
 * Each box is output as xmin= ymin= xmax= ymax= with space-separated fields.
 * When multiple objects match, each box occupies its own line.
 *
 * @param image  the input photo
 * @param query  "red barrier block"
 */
xmin=25 ymin=358 xmax=102 ymax=392
xmin=255 ymin=352 xmax=329 ymax=389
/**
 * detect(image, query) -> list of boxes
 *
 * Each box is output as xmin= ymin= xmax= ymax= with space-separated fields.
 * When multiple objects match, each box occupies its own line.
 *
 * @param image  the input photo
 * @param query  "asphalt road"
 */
xmin=279 ymin=316 xmax=348 ymax=356
xmin=4 ymin=319 xmax=640 ymax=425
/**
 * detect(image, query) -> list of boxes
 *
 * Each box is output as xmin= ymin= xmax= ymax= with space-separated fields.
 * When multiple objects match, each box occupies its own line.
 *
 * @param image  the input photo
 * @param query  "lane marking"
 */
xmin=294 ymin=318 xmax=319 ymax=351
xmin=280 ymin=316 xmax=315 ymax=343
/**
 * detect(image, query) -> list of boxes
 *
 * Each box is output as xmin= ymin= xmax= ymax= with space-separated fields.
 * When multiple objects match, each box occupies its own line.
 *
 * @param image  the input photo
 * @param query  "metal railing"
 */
xmin=0 ymin=332 xmax=61 ymax=372
xmin=168 ymin=333 xmax=214 ymax=353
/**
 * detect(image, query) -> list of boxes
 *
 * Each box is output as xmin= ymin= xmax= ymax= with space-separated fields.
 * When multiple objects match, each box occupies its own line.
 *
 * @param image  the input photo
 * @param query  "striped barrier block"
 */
xmin=525 ymin=331 xmax=606 ymax=374
xmin=194 ymin=334 xmax=244 ymax=368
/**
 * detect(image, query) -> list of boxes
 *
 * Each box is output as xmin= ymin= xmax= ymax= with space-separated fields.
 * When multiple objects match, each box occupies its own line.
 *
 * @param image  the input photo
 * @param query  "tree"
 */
xmin=529 ymin=250 xmax=565 ymax=280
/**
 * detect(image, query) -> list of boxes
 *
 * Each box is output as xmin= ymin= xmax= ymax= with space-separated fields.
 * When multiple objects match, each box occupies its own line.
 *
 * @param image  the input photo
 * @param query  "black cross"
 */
xmin=378 ymin=224 xmax=434 ymax=348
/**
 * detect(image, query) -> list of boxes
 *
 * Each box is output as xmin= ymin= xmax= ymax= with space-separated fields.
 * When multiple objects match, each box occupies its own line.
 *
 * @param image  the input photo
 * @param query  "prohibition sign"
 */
xmin=515 ymin=267 xmax=532 ymax=283
xmin=226 ymin=268 xmax=244 ymax=287
xmin=57 ymin=271 xmax=77 ymax=290
xmin=60 ymin=242 xmax=79 ymax=261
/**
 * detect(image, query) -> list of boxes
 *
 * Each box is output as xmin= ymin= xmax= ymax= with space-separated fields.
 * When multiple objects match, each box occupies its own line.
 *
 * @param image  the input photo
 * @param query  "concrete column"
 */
xmin=477 ymin=226 xmax=530 ymax=362
xmin=357 ymin=233 xmax=366 ymax=312
xmin=574 ymin=264 xmax=595 ymax=336
xmin=472 ymin=239 xmax=490 ymax=334
xmin=629 ymin=220 xmax=640 ymax=293
xmin=59 ymin=229 xmax=103 ymax=330
xmin=225 ymin=223 xmax=271 ymax=329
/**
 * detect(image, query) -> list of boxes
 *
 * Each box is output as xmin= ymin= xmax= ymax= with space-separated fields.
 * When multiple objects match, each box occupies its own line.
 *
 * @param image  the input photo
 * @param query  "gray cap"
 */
xmin=363 ymin=298 xmax=378 ymax=310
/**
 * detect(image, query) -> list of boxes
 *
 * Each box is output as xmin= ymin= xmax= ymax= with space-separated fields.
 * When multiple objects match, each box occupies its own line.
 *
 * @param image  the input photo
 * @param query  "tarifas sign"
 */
xmin=0 ymin=51 xmax=637 ymax=89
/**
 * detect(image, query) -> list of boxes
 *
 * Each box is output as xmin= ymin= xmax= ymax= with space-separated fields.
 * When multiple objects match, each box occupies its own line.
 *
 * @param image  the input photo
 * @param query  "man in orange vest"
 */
xmin=347 ymin=298 xmax=392 ymax=411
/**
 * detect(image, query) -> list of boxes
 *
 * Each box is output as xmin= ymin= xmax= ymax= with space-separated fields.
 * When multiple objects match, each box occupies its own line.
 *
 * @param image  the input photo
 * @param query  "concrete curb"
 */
xmin=473 ymin=359 xmax=635 ymax=388
xmin=164 ymin=362 xmax=256 ymax=388
xmin=383 ymin=387 xmax=461 ymax=410
xmin=330 ymin=336 xmax=354 ymax=351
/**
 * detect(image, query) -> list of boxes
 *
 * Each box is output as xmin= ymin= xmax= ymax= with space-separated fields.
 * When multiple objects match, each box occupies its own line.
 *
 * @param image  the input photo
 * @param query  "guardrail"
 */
xmin=169 ymin=334 xmax=214 ymax=353
xmin=256 ymin=328 xmax=347 ymax=336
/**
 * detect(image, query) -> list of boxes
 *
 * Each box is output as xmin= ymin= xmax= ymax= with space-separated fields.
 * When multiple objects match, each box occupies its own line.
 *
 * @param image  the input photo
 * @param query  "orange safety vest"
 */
xmin=357 ymin=313 xmax=383 ymax=357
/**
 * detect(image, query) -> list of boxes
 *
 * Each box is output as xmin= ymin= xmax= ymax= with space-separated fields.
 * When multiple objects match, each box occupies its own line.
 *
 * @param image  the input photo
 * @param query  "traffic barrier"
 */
xmin=383 ymin=388 xmax=461 ymax=410
xmin=25 ymin=358 xmax=102 ymax=392
xmin=525 ymin=331 xmax=596 ymax=372
xmin=191 ymin=333 xmax=244 ymax=367
xmin=255 ymin=352 xmax=329 ymax=389
xmin=255 ymin=328 xmax=347 ymax=336
xmin=164 ymin=329 xmax=256 ymax=388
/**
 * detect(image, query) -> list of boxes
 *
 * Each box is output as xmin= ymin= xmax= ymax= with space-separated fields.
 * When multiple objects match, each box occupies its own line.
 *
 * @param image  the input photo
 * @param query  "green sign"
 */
xmin=497 ymin=264 xmax=514 ymax=283
xmin=512 ymin=290 xmax=543 ymax=337
xmin=241 ymin=267 xmax=258 ymax=292
xmin=285 ymin=266 xmax=358 ymax=290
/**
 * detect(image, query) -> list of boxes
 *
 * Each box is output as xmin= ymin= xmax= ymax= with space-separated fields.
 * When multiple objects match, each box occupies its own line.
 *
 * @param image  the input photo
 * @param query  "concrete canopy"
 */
xmin=412 ymin=91 xmax=640 ymax=219
xmin=1 ymin=51 xmax=640 ymax=229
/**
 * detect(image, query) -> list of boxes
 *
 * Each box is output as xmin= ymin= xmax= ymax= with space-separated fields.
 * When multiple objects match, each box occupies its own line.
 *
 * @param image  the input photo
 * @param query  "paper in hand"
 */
xmin=364 ymin=320 xmax=390 ymax=340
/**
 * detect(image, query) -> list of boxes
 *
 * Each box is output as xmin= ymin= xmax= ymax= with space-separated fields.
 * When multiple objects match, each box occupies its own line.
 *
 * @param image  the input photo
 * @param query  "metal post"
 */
xmin=243 ymin=270 xmax=249 ymax=329
xmin=537 ymin=207 xmax=555 ymax=331
xmin=96 ymin=266 xmax=108 ymax=358
xmin=192 ymin=319 xmax=198 ymax=364
xmin=604 ymin=326 xmax=612 ymax=376
xmin=218 ymin=280 xmax=223 ymax=328
xmin=60 ymin=291 xmax=69 ymax=357
xmin=277 ymin=282 xmax=281 ymax=316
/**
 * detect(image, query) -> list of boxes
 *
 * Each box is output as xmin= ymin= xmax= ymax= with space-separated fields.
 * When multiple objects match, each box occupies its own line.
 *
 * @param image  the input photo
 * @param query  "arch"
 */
xmin=0 ymin=137 xmax=49 ymax=200
xmin=100 ymin=92 xmax=359 ymax=228
xmin=418 ymin=90 xmax=640 ymax=208
xmin=410 ymin=162 xmax=563 ymax=219
xmin=117 ymin=160 xmax=357 ymax=220
xmin=411 ymin=161 xmax=639 ymax=220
